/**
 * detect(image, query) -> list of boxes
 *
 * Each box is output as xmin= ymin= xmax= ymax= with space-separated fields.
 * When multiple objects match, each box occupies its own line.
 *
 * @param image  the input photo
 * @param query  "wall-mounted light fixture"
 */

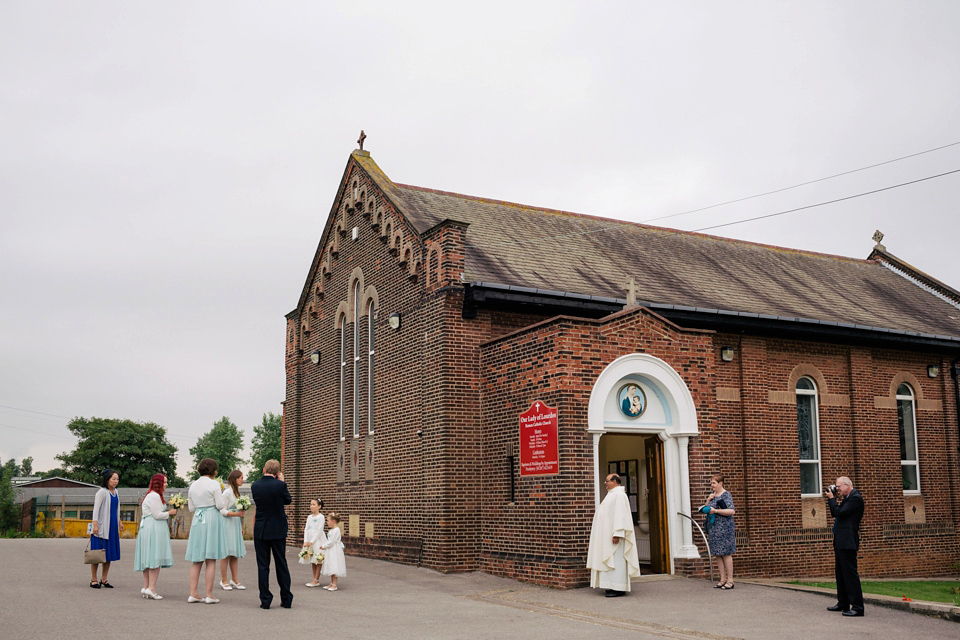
xmin=388 ymin=312 xmax=401 ymax=330
xmin=310 ymin=350 xmax=321 ymax=365
xmin=720 ymin=346 xmax=735 ymax=362
xmin=927 ymin=364 xmax=940 ymax=378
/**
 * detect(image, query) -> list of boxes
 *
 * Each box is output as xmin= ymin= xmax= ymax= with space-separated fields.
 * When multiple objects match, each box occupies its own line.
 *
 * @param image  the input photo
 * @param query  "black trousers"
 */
xmin=834 ymin=547 xmax=864 ymax=612
xmin=255 ymin=537 xmax=292 ymax=608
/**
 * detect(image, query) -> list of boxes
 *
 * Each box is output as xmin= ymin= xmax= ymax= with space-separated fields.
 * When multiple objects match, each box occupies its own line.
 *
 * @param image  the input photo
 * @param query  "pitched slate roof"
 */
xmin=352 ymin=152 xmax=960 ymax=341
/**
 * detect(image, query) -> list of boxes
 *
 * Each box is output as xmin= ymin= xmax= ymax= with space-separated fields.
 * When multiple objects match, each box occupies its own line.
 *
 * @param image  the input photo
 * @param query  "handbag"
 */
xmin=84 ymin=538 xmax=106 ymax=564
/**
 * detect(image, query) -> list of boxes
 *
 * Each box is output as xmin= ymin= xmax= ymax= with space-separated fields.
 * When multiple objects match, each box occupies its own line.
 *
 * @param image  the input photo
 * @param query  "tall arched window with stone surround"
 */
xmin=796 ymin=376 xmax=821 ymax=496
xmin=353 ymin=281 xmax=361 ymax=439
xmin=339 ymin=319 xmax=346 ymax=441
xmin=367 ymin=299 xmax=375 ymax=435
xmin=897 ymin=383 xmax=920 ymax=493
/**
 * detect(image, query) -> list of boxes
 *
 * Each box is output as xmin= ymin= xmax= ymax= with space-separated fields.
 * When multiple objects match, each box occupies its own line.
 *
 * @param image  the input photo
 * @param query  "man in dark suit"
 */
xmin=826 ymin=476 xmax=864 ymax=617
xmin=251 ymin=459 xmax=292 ymax=609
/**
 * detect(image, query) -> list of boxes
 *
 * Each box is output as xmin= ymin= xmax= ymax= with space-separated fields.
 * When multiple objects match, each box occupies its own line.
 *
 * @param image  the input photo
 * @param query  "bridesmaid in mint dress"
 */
xmin=134 ymin=474 xmax=177 ymax=599
xmin=185 ymin=458 xmax=229 ymax=603
xmin=219 ymin=469 xmax=247 ymax=591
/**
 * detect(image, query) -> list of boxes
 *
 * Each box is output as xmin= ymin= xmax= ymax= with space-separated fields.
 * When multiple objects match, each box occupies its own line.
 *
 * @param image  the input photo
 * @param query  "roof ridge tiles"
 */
xmin=394 ymin=182 xmax=872 ymax=265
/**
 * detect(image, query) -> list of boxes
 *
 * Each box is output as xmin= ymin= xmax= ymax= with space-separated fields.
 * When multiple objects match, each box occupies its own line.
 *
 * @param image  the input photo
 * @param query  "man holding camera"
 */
xmin=826 ymin=476 xmax=864 ymax=617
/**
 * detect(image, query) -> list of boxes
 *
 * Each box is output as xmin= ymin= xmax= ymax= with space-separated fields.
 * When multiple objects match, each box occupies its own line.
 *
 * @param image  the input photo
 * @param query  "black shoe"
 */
xmin=605 ymin=590 xmax=626 ymax=597
xmin=99 ymin=581 xmax=113 ymax=589
xmin=842 ymin=609 xmax=864 ymax=617
xmin=827 ymin=604 xmax=848 ymax=612
xmin=260 ymin=604 xmax=270 ymax=610
xmin=281 ymin=603 xmax=292 ymax=609
xmin=90 ymin=581 xmax=101 ymax=589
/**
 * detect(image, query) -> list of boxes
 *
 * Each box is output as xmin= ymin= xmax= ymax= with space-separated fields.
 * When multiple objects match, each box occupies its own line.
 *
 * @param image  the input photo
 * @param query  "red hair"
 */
xmin=147 ymin=474 xmax=167 ymax=504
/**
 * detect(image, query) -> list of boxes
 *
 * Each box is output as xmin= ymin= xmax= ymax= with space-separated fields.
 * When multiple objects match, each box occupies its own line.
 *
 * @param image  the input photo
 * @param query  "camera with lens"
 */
xmin=827 ymin=484 xmax=838 ymax=495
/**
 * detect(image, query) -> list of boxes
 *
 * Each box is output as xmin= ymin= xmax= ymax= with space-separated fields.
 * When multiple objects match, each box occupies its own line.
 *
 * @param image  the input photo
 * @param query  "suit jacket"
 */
xmin=251 ymin=475 xmax=292 ymax=540
xmin=828 ymin=488 xmax=864 ymax=551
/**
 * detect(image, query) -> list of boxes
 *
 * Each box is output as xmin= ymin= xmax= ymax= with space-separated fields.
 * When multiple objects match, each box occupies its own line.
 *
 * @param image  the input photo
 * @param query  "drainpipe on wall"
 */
xmin=951 ymin=358 xmax=960 ymax=455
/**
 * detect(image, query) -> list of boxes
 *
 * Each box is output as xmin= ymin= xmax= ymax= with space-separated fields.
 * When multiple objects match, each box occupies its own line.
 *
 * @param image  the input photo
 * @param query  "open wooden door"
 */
xmin=645 ymin=437 xmax=670 ymax=573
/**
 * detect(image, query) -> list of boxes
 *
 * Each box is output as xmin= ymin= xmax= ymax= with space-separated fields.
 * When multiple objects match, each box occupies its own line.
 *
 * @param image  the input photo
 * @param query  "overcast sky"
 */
xmin=2 ymin=2 xmax=958 ymax=480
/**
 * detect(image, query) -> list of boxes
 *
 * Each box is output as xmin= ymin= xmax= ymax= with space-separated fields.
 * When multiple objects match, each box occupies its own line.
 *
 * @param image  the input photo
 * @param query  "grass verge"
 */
xmin=790 ymin=580 xmax=960 ymax=605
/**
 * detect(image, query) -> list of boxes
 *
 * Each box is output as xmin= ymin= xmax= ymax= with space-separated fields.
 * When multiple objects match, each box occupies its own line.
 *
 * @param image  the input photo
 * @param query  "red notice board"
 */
xmin=519 ymin=401 xmax=559 ymax=476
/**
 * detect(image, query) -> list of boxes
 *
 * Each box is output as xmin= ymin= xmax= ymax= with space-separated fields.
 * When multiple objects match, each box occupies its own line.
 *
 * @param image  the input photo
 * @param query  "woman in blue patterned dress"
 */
xmin=89 ymin=469 xmax=123 ymax=588
xmin=134 ymin=473 xmax=177 ymax=599
xmin=706 ymin=473 xmax=736 ymax=589
xmin=185 ymin=458 xmax=229 ymax=603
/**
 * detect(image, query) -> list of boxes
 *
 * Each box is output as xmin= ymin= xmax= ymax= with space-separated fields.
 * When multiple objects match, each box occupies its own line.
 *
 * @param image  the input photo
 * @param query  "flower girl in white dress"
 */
xmin=301 ymin=499 xmax=326 ymax=587
xmin=320 ymin=512 xmax=346 ymax=591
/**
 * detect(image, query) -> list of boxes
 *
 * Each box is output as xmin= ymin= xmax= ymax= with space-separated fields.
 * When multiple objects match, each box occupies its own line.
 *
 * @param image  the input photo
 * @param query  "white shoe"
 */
xmin=230 ymin=580 xmax=246 ymax=590
xmin=219 ymin=581 xmax=232 ymax=590
xmin=203 ymin=597 xmax=219 ymax=604
xmin=187 ymin=596 xmax=202 ymax=603
xmin=306 ymin=582 xmax=319 ymax=587
xmin=144 ymin=589 xmax=162 ymax=600
xmin=140 ymin=588 xmax=147 ymax=598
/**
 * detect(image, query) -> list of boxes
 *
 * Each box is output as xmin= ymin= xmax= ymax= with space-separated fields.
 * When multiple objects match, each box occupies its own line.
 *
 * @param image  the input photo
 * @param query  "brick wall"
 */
xmin=283 ymin=154 xmax=960 ymax=587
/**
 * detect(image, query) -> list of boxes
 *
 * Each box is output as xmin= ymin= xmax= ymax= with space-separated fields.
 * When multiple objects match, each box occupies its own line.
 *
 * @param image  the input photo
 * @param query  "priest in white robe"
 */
xmin=586 ymin=473 xmax=641 ymax=597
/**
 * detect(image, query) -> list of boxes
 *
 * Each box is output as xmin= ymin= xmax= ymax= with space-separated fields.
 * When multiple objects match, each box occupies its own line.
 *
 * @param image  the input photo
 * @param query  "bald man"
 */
xmin=826 ymin=476 xmax=864 ymax=617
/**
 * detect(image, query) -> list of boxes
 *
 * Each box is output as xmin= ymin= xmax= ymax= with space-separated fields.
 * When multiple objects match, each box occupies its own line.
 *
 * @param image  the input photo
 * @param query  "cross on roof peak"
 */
xmin=357 ymin=130 xmax=366 ymax=151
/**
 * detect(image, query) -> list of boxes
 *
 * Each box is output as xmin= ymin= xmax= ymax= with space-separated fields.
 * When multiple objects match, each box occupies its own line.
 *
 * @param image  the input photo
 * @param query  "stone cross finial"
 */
xmin=624 ymin=276 xmax=639 ymax=308
xmin=872 ymin=229 xmax=885 ymax=251
xmin=357 ymin=130 xmax=366 ymax=151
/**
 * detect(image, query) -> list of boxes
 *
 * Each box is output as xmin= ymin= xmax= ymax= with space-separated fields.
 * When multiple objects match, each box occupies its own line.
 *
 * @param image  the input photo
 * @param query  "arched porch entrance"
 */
xmin=587 ymin=353 xmax=701 ymax=573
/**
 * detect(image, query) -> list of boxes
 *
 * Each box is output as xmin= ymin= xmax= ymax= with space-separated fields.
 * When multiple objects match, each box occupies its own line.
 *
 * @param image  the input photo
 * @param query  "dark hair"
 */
xmin=607 ymin=474 xmax=622 ymax=485
xmin=197 ymin=458 xmax=218 ymax=478
xmin=311 ymin=498 xmax=324 ymax=509
xmin=100 ymin=469 xmax=118 ymax=488
xmin=226 ymin=470 xmax=242 ymax=497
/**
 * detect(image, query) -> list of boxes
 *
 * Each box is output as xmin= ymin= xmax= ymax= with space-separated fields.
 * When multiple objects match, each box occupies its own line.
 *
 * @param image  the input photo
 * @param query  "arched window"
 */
xmin=339 ymin=320 xmax=346 ymax=441
xmin=796 ymin=377 xmax=821 ymax=495
xmin=367 ymin=300 xmax=375 ymax=435
xmin=897 ymin=383 xmax=920 ymax=493
xmin=353 ymin=282 xmax=361 ymax=439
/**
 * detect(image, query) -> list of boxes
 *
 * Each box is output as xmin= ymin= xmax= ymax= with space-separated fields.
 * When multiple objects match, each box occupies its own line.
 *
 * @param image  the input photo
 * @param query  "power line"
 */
xmin=0 ymin=404 xmax=73 ymax=420
xmin=691 ymin=168 xmax=960 ymax=232
xmin=0 ymin=422 xmax=77 ymax=440
xmin=641 ymin=140 xmax=960 ymax=224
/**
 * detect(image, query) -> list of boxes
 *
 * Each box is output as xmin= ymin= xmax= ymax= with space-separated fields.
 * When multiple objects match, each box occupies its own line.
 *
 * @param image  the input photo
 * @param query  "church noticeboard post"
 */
xmin=519 ymin=401 xmax=559 ymax=476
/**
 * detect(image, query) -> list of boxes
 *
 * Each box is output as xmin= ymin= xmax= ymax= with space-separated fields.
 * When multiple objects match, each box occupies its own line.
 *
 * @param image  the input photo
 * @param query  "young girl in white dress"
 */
xmin=301 ymin=499 xmax=326 ymax=587
xmin=320 ymin=512 xmax=346 ymax=591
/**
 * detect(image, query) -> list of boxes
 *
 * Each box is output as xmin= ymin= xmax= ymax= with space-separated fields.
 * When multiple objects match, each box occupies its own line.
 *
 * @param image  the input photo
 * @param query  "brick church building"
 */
xmin=283 ymin=146 xmax=960 ymax=587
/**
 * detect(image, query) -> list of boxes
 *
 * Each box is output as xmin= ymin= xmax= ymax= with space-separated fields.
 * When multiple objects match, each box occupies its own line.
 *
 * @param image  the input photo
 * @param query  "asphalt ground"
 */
xmin=1 ymin=538 xmax=956 ymax=640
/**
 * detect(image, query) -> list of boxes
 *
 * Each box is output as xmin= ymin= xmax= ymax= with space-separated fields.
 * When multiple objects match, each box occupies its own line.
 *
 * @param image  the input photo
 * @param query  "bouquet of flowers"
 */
xmin=311 ymin=551 xmax=324 ymax=565
xmin=235 ymin=495 xmax=251 ymax=511
xmin=168 ymin=493 xmax=186 ymax=509
xmin=298 ymin=548 xmax=313 ymax=564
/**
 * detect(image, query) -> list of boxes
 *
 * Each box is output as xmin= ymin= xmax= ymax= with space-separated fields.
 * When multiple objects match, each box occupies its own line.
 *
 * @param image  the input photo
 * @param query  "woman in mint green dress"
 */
xmin=185 ymin=458 xmax=229 ymax=603
xmin=134 ymin=474 xmax=177 ymax=599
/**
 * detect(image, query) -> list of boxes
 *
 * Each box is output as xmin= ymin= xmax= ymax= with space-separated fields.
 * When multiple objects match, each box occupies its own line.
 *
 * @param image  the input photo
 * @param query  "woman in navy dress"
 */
xmin=89 ymin=469 xmax=124 ymax=588
xmin=706 ymin=473 xmax=736 ymax=589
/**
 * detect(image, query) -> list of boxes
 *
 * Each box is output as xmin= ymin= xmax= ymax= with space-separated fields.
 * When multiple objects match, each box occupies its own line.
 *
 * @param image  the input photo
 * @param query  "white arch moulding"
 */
xmin=587 ymin=353 xmax=701 ymax=572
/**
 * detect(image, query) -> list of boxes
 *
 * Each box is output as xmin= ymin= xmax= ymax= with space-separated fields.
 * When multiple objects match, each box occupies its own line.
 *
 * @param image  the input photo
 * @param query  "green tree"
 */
xmin=189 ymin=416 xmax=245 ymax=480
xmin=247 ymin=412 xmax=282 ymax=482
xmin=0 ymin=468 xmax=21 ymax=533
xmin=55 ymin=417 xmax=183 ymax=487
xmin=3 ymin=459 xmax=19 ymax=478
xmin=19 ymin=457 xmax=33 ymax=477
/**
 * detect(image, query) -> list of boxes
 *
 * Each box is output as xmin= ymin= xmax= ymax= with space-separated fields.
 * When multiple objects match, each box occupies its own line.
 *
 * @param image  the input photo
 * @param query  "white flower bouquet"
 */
xmin=235 ymin=495 xmax=251 ymax=510
xmin=168 ymin=493 xmax=186 ymax=509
